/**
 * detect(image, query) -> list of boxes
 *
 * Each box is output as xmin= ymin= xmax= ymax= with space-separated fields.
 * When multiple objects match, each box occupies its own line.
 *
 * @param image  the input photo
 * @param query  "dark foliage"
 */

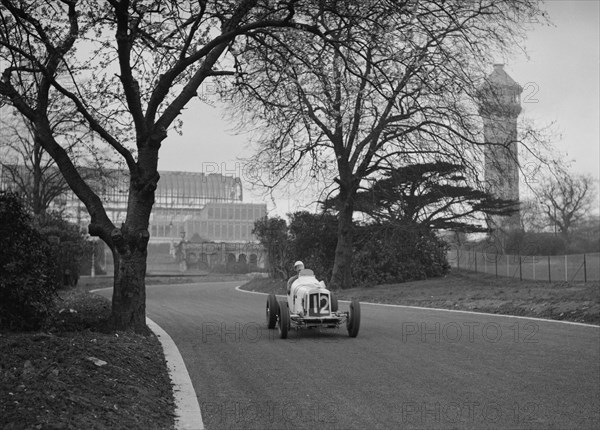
xmin=255 ymin=211 xmax=449 ymax=287
xmin=504 ymin=228 xmax=600 ymax=256
xmin=0 ymin=192 xmax=59 ymax=330
xmin=288 ymin=211 xmax=338 ymax=282
xmin=504 ymin=230 xmax=565 ymax=256
xmin=326 ymin=162 xmax=518 ymax=233
xmin=352 ymin=223 xmax=450 ymax=287
xmin=34 ymin=211 xmax=91 ymax=285
xmin=568 ymin=217 xmax=600 ymax=254
xmin=252 ymin=216 xmax=290 ymax=279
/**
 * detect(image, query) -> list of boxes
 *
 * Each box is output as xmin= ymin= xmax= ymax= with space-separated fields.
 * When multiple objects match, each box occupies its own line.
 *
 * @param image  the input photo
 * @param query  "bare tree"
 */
xmin=0 ymin=106 xmax=97 ymax=216
xmin=536 ymin=170 xmax=597 ymax=239
xmin=231 ymin=1 xmax=547 ymax=288
xmin=519 ymin=198 xmax=546 ymax=232
xmin=1 ymin=115 xmax=67 ymax=215
xmin=0 ymin=0 xmax=327 ymax=332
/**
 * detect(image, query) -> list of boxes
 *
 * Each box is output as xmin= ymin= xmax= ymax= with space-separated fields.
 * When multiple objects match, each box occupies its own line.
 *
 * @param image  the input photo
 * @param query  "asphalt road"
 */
xmin=104 ymin=281 xmax=600 ymax=430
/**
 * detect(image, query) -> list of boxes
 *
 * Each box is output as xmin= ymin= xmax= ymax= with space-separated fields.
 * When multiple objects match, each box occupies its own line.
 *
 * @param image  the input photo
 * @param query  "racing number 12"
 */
xmin=312 ymin=294 xmax=329 ymax=315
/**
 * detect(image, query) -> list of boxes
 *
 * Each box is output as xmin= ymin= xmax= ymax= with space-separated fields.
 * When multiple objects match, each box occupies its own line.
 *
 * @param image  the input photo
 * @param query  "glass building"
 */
xmin=1 ymin=166 xmax=267 ymax=244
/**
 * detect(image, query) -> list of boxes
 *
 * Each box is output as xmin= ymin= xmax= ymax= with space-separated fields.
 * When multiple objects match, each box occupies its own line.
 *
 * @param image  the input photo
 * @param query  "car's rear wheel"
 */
xmin=277 ymin=300 xmax=290 ymax=339
xmin=347 ymin=299 xmax=361 ymax=338
xmin=266 ymin=294 xmax=278 ymax=329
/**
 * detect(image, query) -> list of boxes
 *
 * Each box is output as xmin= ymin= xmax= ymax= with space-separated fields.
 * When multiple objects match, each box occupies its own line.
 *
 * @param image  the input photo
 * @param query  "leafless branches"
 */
xmin=227 ymin=0 xmax=548 ymax=287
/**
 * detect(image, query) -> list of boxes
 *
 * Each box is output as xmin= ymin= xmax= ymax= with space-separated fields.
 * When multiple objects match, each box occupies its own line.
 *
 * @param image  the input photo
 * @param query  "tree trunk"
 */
xmin=104 ymin=146 xmax=157 ymax=333
xmin=329 ymin=199 xmax=355 ymax=290
xmin=106 ymin=185 xmax=153 ymax=334
xmin=32 ymin=137 xmax=43 ymax=216
xmin=110 ymin=245 xmax=148 ymax=334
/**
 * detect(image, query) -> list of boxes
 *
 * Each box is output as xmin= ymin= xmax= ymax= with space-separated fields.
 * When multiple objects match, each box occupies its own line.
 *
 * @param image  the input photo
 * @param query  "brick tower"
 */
xmin=478 ymin=64 xmax=522 ymax=237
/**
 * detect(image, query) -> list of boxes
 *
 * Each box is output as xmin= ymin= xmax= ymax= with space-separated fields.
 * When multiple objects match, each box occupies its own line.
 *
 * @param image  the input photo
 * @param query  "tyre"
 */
xmin=266 ymin=294 xmax=278 ymax=329
xmin=330 ymin=293 xmax=338 ymax=313
xmin=277 ymin=300 xmax=290 ymax=339
xmin=346 ymin=299 xmax=361 ymax=338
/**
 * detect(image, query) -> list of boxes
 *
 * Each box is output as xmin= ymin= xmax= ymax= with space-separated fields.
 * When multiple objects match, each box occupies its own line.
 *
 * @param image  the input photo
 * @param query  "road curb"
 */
xmin=234 ymin=285 xmax=600 ymax=328
xmin=146 ymin=318 xmax=204 ymax=430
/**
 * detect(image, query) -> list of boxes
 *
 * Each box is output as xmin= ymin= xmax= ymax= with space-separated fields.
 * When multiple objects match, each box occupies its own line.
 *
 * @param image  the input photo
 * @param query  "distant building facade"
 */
xmin=143 ymin=171 xmax=265 ymax=245
xmin=0 ymin=167 xmax=267 ymax=268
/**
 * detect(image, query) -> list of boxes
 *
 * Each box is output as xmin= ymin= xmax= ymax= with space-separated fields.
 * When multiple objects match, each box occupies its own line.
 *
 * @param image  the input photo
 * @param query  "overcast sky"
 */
xmin=157 ymin=0 xmax=600 ymax=217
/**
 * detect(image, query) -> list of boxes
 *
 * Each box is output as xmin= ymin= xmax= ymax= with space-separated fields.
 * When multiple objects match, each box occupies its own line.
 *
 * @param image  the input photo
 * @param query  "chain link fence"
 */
xmin=447 ymin=247 xmax=600 ymax=282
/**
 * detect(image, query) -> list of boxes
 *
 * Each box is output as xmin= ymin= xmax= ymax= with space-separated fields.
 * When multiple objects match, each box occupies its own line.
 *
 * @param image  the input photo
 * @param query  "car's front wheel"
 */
xmin=347 ymin=299 xmax=361 ymax=338
xmin=330 ymin=293 xmax=338 ymax=313
xmin=277 ymin=300 xmax=290 ymax=339
xmin=266 ymin=294 xmax=279 ymax=329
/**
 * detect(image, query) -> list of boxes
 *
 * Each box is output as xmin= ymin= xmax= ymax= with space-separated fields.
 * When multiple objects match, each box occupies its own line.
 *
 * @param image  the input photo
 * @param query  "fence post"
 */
xmin=91 ymin=249 xmax=95 ymax=278
xmin=457 ymin=247 xmax=460 ymax=270
xmin=495 ymin=256 xmax=498 ymax=278
xmin=474 ymin=249 xmax=478 ymax=273
xmin=484 ymin=253 xmax=487 ymax=274
xmin=548 ymin=255 xmax=551 ymax=283
xmin=506 ymin=254 xmax=509 ymax=277
xmin=584 ymin=254 xmax=587 ymax=283
xmin=564 ymin=254 xmax=568 ymax=282
xmin=519 ymin=255 xmax=522 ymax=281
xmin=532 ymin=256 xmax=536 ymax=281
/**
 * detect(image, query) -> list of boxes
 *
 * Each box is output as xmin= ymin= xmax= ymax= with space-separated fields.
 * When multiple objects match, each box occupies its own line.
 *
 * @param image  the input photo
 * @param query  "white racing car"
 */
xmin=266 ymin=269 xmax=361 ymax=339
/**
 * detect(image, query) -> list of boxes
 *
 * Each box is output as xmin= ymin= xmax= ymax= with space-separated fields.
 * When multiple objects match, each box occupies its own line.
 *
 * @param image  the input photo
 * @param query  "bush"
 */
xmin=352 ymin=223 xmax=450 ymax=287
xmin=504 ymin=231 xmax=567 ymax=256
xmin=287 ymin=211 xmax=338 ymax=282
xmin=0 ymin=192 xmax=59 ymax=330
xmin=253 ymin=216 xmax=290 ymax=279
xmin=34 ymin=211 xmax=91 ymax=285
xmin=257 ymin=211 xmax=451 ymax=287
xmin=568 ymin=217 xmax=600 ymax=254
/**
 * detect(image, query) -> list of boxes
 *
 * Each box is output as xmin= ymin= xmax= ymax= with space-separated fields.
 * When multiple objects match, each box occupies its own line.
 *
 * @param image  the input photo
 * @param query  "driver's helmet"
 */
xmin=294 ymin=261 xmax=304 ymax=271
